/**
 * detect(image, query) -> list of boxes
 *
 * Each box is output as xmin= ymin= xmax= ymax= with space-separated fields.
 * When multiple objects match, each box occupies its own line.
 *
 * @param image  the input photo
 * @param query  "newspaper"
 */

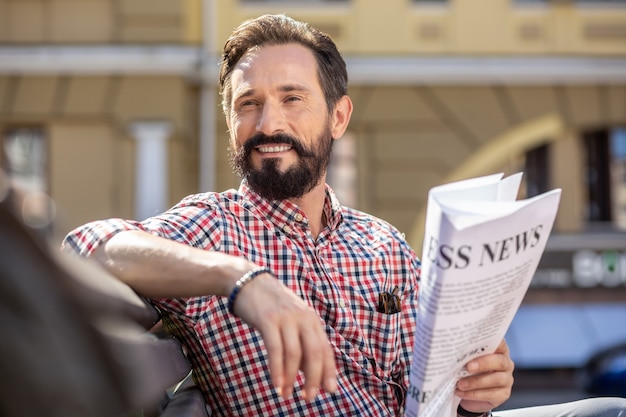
xmin=404 ymin=172 xmax=562 ymax=417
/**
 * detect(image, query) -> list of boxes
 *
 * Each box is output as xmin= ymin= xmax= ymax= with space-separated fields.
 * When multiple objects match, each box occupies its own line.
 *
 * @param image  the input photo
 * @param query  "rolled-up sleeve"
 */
xmin=60 ymin=202 xmax=224 ymax=321
xmin=61 ymin=218 xmax=144 ymax=257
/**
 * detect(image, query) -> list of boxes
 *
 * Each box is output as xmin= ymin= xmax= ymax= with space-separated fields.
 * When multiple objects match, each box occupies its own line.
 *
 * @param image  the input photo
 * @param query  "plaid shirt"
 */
xmin=63 ymin=181 xmax=420 ymax=416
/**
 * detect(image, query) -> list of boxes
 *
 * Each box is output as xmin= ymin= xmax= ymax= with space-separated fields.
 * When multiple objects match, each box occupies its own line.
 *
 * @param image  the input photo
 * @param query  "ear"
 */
xmin=330 ymin=95 xmax=353 ymax=140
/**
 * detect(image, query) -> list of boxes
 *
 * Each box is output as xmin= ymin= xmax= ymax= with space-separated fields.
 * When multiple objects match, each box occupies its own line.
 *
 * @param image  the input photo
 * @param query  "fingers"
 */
xmin=281 ymin=309 xmax=337 ymax=401
xmin=321 ymin=339 xmax=338 ymax=394
xmin=298 ymin=323 xmax=323 ymax=400
xmin=456 ymin=369 xmax=512 ymax=395
xmin=299 ymin=312 xmax=338 ymax=397
xmin=234 ymin=275 xmax=337 ymax=401
xmin=455 ymin=339 xmax=515 ymax=410
xmin=494 ymin=338 xmax=510 ymax=355
xmin=465 ymin=339 xmax=514 ymax=375
xmin=262 ymin=324 xmax=285 ymax=397
xmin=281 ymin=320 xmax=302 ymax=399
xmin=455 ymin=370 xmax=513 ymax=411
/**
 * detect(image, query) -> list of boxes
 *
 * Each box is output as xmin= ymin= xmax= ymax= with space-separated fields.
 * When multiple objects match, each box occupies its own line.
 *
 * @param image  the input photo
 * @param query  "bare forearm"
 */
xmin=89 ymin=230 xmax=337 ymax=403
xmin=91 ymin=230 xmax=254 ymax=299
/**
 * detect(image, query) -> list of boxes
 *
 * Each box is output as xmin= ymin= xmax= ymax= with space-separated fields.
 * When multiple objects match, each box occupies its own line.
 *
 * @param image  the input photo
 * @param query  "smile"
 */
xmin=256 ymin=145 xmax=292 ymax=153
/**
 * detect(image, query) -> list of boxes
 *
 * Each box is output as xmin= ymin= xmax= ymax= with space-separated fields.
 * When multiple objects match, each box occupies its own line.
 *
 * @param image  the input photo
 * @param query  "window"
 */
xmin=2 ymin=127 xmax=47 ymax=193
xmin=2 ymin=127 xmax=53 ymax=230
xmin=610 ymin=128 xmax=626 ymax=229
xmin=584 ymin=127 xmax=626 ymax=230
xmin=525 ymin=144 xmax=550 ymax=198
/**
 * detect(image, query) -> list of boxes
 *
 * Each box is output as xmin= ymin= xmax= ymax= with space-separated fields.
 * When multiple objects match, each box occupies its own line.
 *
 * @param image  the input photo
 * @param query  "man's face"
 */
xmin=229 ymin=126 xmax=334 ymax=201
xmin=226 ymin=43 xmax=335 ymax=200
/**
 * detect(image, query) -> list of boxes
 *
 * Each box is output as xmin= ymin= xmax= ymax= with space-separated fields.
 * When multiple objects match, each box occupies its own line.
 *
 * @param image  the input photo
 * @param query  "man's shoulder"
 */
xmin=341 ymin=206 xmax=403 ymax=237
xmin=340 ymin=207 xmax=421 ymax=267
xmin=176 ymin=188 xmax=243 ymax=209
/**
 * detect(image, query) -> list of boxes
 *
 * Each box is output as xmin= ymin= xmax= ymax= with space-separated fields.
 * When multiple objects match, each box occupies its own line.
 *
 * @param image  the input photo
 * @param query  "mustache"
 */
xmin=243 ymin=132 xmax=315 ymax=158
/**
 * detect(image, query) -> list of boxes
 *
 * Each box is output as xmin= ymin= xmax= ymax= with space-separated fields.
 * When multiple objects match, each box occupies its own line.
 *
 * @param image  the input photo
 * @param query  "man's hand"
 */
xmin=90 ymin=231 xmax=337 ymax=402
xmin=231 ymin=272 xmax=337 ymax=402
xmin=455 ymin=339 xmax=514 ymax=414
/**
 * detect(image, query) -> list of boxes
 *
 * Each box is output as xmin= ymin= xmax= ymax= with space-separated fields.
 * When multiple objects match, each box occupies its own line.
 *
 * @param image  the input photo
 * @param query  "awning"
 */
xmin=506 ymin=303 xmax=626 ymax=368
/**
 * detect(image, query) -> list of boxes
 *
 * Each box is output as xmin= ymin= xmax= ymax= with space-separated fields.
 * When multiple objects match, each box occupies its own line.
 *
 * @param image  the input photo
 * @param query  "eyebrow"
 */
xmin=233 ymin=83 xmax=312 ymax=102
xmin=279 ymin=83 xmax=311 ymax=93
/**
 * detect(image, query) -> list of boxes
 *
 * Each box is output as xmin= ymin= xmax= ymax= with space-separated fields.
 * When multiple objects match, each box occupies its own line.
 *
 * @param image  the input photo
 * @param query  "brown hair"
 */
xmin=219 ymin=14 xmax=348 ymax=115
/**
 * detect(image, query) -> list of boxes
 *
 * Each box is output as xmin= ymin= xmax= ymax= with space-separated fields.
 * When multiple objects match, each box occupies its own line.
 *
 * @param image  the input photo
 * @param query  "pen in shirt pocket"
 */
xmin=377 ymin=285 xmax=401 ymax=315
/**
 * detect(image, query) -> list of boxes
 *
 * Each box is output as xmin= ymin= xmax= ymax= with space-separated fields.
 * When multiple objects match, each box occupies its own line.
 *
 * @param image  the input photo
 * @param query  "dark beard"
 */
xmin=229 ymin=127 xmax=334 ymax=201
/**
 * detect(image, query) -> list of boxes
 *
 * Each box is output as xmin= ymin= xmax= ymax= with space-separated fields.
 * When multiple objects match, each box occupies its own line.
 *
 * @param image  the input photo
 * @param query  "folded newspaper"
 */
xmin=405 ymin=172 xmax=562 ymax=417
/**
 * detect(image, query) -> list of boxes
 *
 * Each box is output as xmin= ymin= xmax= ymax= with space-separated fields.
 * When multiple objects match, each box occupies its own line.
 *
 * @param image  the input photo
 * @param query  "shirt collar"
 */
xmin=238 ymin=180 xmax=343 ymax=232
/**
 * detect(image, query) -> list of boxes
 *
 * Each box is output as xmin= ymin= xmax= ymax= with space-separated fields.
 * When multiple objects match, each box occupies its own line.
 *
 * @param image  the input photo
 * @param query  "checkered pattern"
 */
xmin=63 ymin=181 xmax=421 ymax=416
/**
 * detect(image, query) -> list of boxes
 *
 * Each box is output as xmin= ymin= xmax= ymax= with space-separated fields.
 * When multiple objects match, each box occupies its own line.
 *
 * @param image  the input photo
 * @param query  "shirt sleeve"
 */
xmin=61 ymin=199 xmax=225 ymax=321
xmin=61 ymin=218 xmax=144 ymax=257
xmin=61 ymin=196 xmax=224 ymax=256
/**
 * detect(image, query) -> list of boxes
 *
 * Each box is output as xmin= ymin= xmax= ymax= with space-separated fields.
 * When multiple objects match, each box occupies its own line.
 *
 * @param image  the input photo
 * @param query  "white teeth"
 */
xmin=257 ymin=145 xmax=291 ymax=153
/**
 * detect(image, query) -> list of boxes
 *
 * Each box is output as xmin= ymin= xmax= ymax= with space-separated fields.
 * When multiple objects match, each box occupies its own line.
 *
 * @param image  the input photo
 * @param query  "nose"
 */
xmin=256 ymin=101 xmax=286 ymax=136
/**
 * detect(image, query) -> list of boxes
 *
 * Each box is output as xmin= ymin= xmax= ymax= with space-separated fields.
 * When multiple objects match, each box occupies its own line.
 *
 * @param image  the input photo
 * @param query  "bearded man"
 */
xmin=63 ymin=14 xmax=626 ymax=417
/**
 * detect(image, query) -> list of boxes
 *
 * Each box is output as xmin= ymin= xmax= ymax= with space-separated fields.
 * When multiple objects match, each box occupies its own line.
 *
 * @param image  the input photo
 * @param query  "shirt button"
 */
xmin=339 ymin=299 xmax=346 ymax=308
xmin=294 ymin=213 xmax=304 ymax=222
xmin=282 ymin=225 xmax=292 ymax=234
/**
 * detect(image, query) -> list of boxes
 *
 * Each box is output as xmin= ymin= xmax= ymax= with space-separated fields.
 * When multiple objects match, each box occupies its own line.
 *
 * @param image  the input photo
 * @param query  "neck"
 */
xmin=288 ymin=181 xmax=327 ymax=239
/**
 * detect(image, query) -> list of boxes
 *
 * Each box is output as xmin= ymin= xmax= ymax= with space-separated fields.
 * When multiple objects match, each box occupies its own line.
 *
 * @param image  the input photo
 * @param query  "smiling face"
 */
xmin=226 ymin=42 xmax=349 ymax=201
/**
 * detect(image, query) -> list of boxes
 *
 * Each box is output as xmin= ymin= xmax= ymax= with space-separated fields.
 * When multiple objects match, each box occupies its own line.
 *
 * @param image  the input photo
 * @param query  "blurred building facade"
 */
xmin=1 ymin=0 xmax=626 ymax=303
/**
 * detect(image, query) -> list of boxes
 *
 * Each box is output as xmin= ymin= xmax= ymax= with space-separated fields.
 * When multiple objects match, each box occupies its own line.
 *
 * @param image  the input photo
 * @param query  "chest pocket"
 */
xmin=361 ymin=305 xmax=402 ymax=378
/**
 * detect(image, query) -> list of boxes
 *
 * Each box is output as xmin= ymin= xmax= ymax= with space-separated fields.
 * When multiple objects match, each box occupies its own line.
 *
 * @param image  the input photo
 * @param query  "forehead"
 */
xmin=230 ymin=43 xmax=320 ymax=94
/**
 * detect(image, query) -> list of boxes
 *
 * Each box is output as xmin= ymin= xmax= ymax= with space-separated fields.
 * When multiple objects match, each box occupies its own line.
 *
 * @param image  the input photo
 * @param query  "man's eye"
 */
xmin=285 ymin=96 xmax=301 ymax=102
xmin=237 ymin=100 xmax=257 ymax=111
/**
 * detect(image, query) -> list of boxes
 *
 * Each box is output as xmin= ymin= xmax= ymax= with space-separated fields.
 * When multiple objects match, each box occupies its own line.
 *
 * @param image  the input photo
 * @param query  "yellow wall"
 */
xmin=3 ymin=79 xmax=625 ymax=246
xmin=1 ymin=0 xmax=625 ymax=248
xmin=214 ymin=0 xmax=626 ymax=55
xmin=0 ymin=74 xmax=199 ymax=236
xmin=49 ymin=122 xmax=126 ymax=229
xmin=345 ymin=83 xmax=626 ymax=251
xmin=0 ymin=0 xmax=197 ymax=44
xmin=2 ymin=0 xmax=624 ymax=51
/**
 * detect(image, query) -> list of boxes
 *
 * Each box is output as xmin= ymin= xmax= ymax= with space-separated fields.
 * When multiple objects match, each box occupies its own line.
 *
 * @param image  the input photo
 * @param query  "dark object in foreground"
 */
xmin=0 ymin=188 xmax=208 ymax=417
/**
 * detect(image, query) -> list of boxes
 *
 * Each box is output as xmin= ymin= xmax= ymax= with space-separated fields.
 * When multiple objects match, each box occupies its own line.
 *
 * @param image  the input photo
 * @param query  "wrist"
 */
xmin=227 ymin=266 xmax=273 ymax=314
xmin=457 ymin=404 xmax=492 ymax=417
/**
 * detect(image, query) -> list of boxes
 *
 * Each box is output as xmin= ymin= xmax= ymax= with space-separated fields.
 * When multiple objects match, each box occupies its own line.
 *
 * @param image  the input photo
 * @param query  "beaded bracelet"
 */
xmin=457 ymin=404 xmax=492 ymax=417
xmin=227 ymin=267 xmax=273 ymax=314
